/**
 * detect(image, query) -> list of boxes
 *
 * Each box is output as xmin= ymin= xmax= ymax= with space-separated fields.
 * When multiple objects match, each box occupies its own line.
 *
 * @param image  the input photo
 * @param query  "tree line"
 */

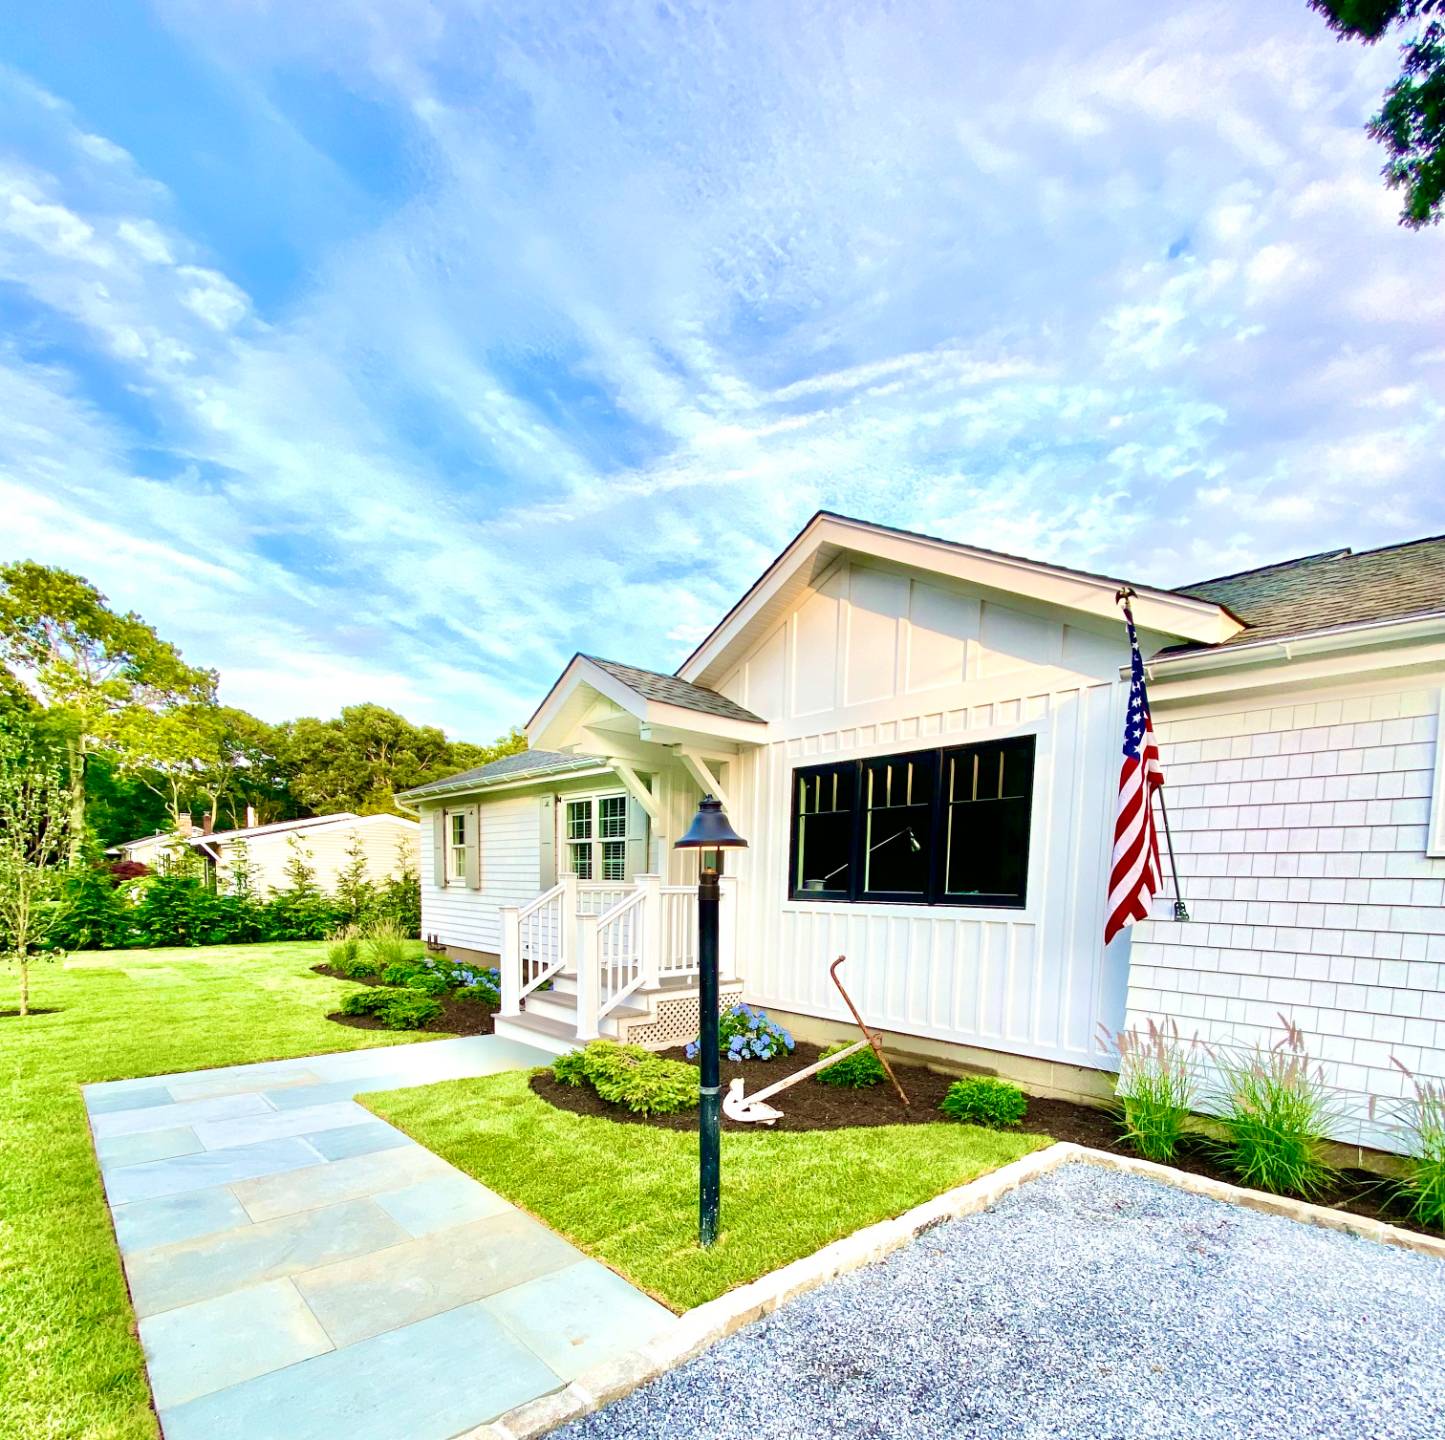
xmin=0 ymin=560 xmax=523 ymax=850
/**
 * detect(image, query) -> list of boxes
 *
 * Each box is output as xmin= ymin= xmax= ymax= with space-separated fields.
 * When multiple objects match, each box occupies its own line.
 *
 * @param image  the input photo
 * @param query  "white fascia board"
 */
xmin=677 ymin=513 xmax=1238 ymax=683
xmin=1146 ymin=615 xmax=1445 ymax=706
xmin=409 ymin=765 xmax=616 ymax=807
xmin=639 ymin=702 xmax=767 ymax=745
xmin=526 ymin=655 xmax=649 ymax=748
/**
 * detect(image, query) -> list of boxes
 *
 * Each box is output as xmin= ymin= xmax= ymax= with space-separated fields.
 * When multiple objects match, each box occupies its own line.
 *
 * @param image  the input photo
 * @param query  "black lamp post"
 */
xmin=674 ymin=794 xmax=748 ymax=1247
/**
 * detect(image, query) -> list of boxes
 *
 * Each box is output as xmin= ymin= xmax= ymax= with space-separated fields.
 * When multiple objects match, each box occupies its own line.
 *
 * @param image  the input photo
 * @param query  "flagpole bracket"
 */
xmin=1172 ymin=899 xmax=1190 ymax=923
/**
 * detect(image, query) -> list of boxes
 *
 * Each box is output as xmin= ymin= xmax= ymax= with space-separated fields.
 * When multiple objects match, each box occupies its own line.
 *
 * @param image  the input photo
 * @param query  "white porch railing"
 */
xmin=501 ymin=872 xmax=739 ymax=1034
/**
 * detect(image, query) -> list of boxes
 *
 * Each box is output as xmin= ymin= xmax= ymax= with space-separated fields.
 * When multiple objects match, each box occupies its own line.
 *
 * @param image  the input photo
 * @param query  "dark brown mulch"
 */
xmin=529 ymin=1038 xmax=1437 ymax=1239
xmin=312 ymin=963 xmax=497 ymax=1037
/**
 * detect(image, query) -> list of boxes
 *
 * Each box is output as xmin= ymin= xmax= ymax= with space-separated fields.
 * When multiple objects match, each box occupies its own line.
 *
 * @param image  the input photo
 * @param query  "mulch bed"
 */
xmin=312 ymin=963 xmax=497 ymax=1037
xmin=530 ymin=1038 xmax=1436 ymax=1239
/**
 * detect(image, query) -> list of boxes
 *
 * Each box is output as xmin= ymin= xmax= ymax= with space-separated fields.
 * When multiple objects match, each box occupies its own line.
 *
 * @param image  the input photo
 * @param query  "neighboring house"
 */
xmin=110 ymin=812 xmax=420 ymax=894
xmin=400 ymin=513 xmax=1444 ymax=1151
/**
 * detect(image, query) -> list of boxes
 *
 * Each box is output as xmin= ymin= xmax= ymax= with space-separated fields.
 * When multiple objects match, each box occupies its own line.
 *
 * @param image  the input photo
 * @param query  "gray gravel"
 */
xmin=556 ymin=1164 xmax=1445 ymax=1440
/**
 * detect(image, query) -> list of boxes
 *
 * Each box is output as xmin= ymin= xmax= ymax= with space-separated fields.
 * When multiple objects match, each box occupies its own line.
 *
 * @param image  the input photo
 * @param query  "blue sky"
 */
xmin=2 ymin=2 xmax=1442 ymax=738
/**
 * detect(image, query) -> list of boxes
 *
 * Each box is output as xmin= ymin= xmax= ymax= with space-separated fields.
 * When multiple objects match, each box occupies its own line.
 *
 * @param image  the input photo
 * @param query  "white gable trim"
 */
xmin=677 ymin=512 xmax=1241 ymax=687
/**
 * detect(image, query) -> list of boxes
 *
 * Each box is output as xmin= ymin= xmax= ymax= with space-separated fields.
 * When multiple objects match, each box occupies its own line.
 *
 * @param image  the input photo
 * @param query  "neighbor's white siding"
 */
xmin=715 ymin=556 xmax=1147 ymax=1072
xmin=1130 ymin=677 xmax=1445 ymax=1148
xmin=216 ymin=817 xmax=418 ymax=894
xmin=420 ymin=792 xmax=542 ymax=956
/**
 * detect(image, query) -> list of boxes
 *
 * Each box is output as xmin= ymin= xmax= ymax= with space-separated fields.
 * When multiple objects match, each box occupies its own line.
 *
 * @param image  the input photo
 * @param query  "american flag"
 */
xmin=1105 ymin=595 xmax=1165 ymax=944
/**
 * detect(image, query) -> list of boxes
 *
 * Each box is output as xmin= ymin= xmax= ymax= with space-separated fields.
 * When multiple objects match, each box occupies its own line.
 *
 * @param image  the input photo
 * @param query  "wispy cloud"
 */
xmin=0 ymin=3 xmax=1442 ymax=735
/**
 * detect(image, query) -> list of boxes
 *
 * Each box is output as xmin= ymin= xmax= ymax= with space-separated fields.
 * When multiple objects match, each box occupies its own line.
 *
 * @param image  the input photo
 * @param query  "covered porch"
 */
xmin=493 ymin=653 xmax=766 ymax=1054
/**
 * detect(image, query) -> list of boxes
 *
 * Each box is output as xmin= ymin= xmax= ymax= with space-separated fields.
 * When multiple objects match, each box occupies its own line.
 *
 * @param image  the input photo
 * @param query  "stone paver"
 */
xmin=85 ymin=1035 xmax=677 ymax=1439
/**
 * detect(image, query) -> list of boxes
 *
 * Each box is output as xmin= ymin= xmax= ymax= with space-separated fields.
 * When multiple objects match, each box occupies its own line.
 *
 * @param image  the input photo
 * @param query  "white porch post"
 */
xmin=559 ymin=870 xmax=579 ymax=970
xmin=575 ymin=911 xmax=601 ymax=1040
xmin=636 ymin=873 xmax=663 ymax=990
xmin=499 ymin=906 xmax=521 ymax=1017
xmin=718 ymin=873 xmax=739 ymax=981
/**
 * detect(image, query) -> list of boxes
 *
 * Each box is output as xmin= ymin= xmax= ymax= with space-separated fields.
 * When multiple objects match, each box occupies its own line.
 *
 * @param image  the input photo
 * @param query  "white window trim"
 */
xmin=563 ymin=790 xmax=629 ymax=882
xmin=1428 ymin=689 xmax=1445 ymax=858
xmin=445 ymin=809 xmax=469 ymax=887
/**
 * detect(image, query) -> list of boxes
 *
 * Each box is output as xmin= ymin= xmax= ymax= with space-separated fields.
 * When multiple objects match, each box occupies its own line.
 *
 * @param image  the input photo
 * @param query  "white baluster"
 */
xmin=636 ymin=873 xmax=662 ymax=991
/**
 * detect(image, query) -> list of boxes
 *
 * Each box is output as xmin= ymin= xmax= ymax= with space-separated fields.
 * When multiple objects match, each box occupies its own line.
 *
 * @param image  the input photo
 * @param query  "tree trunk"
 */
xmin=18 ymin=958 xmax=28 ymax=1018
xmin=66 ymin=738 xmax=86 ymax=866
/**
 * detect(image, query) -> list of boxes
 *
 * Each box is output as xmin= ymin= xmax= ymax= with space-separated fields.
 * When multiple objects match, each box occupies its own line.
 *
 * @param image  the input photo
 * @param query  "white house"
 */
xmin=401 ymin=513 xmax=1444 ymax=1149
xmin=112 ymin=812 xmax=420 ymax=894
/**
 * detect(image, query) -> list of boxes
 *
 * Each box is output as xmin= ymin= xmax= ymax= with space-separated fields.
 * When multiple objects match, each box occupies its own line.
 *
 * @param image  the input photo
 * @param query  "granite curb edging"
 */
xmin=460 ymin=1140 xmax=1445 ymax=1440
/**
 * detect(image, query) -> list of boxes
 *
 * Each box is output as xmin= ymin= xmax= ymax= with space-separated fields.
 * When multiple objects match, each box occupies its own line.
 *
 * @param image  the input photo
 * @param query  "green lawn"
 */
xmin=365 ymin=1071 xmax=1050 ymax=1311
xmin=0 ymin=942 xmax=430 ymax=1440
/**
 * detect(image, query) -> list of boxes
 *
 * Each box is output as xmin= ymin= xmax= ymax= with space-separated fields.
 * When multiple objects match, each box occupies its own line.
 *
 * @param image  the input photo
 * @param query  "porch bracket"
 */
xmin=677 ymin=748 xmax=732 ymax=814
xmin=607 ymin=759 xmax=663 ymax=825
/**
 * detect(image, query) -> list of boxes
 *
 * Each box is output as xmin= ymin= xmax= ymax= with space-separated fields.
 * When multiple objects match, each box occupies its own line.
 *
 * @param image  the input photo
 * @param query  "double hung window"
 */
xmin=565 ymin=794 xmax=628 ymax=881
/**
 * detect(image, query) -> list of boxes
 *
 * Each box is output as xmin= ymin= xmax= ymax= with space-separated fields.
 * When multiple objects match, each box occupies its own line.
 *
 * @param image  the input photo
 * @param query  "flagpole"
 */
xmin=1115 ymin=587 xmax=1189 ymax=924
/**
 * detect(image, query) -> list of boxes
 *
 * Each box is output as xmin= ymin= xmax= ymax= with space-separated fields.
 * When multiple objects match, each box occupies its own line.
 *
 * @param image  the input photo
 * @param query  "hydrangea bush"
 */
xmin=686 ymin=1003 xmax=795 ymax=1063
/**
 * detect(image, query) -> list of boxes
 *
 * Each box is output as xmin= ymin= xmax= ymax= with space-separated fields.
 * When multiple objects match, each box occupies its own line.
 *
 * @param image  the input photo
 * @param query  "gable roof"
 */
xmin=582 ymin=655 xmax=764 ymax=723
xmin=110 ymin=811 xmax=415 ymax=856
xmin=674 ymin=510 xmax=1242 ymax=686
xmin=397 ymin=749 xmax=609 ymax=802
xmin=1175 ymin=535 xmax=1445 ymax=648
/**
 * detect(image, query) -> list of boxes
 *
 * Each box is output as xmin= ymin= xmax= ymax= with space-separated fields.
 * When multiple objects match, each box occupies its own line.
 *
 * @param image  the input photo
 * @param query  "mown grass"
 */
xmin=366 ymin=1070 xmax=1051 ymax=1311
xmin=0 ymin=942 xmax=429 ymax=1440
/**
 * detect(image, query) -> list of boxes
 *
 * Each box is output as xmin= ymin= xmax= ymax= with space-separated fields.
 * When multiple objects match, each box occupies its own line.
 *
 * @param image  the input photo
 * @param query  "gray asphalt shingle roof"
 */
xmin=1177 ymin=535 xmax=1445 ymax=648
xmin=583 ymin=655 xmax=765 ymax=723
xmin=398 ymin=749 xmax=606 ymax=801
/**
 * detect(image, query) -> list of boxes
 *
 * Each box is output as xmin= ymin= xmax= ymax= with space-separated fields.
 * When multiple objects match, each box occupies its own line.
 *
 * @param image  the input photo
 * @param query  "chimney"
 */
xmin=245 ymin=805 xmax=257 ymax=828
xmin=202 ymin=812 xmax=214 ymax=835
xmin=176 ymin=811 xmax=193 ymax=837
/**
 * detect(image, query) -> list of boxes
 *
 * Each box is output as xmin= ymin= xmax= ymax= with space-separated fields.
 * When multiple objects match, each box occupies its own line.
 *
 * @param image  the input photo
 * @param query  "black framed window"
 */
xmin=941 ymin=737 xmax=1034 ymax=906
xmin=789 ymin=736 xmax=1035 ymax=909
xmin=861 ymin=751 xmax=935 ymax=900
xmin=792 ymin=762 xmax=856 ymax=899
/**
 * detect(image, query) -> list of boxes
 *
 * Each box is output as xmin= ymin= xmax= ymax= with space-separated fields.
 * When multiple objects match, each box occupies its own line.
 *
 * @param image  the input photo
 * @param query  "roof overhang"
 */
xmin=676 ymin=511 xmax=1243 ymax=688
xmin=528 ymin=655 xmax=768 ymax=750
xmin=401 ymin=760 xmax=617 ymax=805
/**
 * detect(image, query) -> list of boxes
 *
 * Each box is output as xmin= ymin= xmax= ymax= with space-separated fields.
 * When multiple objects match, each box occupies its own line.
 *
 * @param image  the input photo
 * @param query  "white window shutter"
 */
xmin=432 ymin=809 xmax=447 ymax=886
xmin=623 ymin=795 xmax=649 ymax=882
xmin=465 ymin=804 xmax=482 ymax=890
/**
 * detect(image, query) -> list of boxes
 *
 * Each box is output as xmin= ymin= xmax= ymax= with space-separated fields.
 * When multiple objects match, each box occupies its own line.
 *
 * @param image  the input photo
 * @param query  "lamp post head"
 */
xmin=674 ymin=795 xmax=748 ymax=851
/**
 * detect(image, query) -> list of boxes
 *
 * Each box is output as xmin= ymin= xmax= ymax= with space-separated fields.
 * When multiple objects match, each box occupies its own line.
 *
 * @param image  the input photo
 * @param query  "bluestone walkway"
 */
xmin=85 ymin=1035 xmax=676 ymax=1440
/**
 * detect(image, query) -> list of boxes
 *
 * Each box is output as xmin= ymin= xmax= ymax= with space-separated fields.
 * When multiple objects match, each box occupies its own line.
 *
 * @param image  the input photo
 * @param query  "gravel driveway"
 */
xmin=557 ymin=1163 xmax=1445 ymax=1440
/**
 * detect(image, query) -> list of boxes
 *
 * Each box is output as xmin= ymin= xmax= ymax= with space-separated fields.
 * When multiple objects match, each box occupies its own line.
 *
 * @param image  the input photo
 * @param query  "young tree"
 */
xmin=1311 ymin=1 xmax=1445 ymax=226
xmin=0 ymin=724 xmax=75 ymax=1016
xmin=336 ymin=833 xmax=371 ymax=924
xmin=0 ymin=562 xmax=216 ymax=854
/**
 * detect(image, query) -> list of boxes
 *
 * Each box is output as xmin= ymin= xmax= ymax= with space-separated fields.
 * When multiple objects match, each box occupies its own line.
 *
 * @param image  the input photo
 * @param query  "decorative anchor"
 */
xmin=723 ymin=956 xmax=910 ymax=1125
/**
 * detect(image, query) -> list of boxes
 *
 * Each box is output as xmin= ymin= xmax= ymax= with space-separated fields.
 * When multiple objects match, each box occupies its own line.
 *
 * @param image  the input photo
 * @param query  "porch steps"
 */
xmin=493 ymin=1011 xmax=586 ymax=1056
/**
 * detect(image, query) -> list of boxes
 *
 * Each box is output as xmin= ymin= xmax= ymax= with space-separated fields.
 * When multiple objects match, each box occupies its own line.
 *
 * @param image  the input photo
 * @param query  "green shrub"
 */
xmin=816 ymin=1041 xmax=886 ymax=1088
xmin=332 ymin=950 xmax=381 ymax=981
xmin=339 ymin=989 xmax=389 ymax=1017
xmin=1214 ymin=1021 xmax=1337 ymax=1198
xmin=1111 ymin=1018 xmax=1197 ymax=1163
xmin=375 ymin=988 xmax=441 ymax=1030
xmin=1396 ymin=1071 xmax=1445 ymax=1232
xmin=940 ymin=1076 xmax=1028 ymax=1128
xmin=405 ymin=968 xmax=453 ymax=997
xmin=553 ymin=1040 xmax=698 ymax=1115
xmin=552 ymin=1049 xmax=592 ymax=1087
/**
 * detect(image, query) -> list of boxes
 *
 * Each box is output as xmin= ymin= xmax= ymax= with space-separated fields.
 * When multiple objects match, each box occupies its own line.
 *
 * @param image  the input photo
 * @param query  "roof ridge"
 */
xmin=1181 ymin=547 xmax=1353 ymax=590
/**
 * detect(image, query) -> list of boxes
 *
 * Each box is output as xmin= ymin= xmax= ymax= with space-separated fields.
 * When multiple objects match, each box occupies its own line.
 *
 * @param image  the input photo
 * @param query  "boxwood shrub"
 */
xmin=816 ymin=1041 xmax=886 ymax=1089
xmin=549 ymin=1039 xmax=698 ymax=1115
xmin=940 ymin=1076 xmax=1028 ymax=1128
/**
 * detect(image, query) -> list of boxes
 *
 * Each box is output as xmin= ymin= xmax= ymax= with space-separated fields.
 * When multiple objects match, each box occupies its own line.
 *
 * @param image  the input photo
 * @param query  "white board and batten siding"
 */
xmin=712 ymin=556 xmax=1145 ymax=1073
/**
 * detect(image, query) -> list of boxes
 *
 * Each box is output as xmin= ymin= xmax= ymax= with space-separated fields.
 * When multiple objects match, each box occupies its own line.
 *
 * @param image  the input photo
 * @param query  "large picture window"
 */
xmin=789 ymin=736 xmax=1035 ymax=909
